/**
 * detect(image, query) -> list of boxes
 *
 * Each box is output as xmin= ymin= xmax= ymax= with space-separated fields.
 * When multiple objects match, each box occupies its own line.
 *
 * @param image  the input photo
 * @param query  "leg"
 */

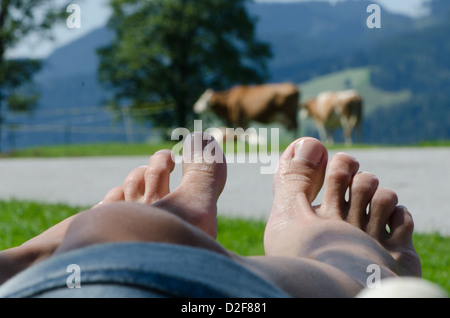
xmin=1 ymin=133 xmax=226 ymax=284
xmin=0 ymin=212 xmax=77 ymax=285
xmin=314 ymin=121 xmax=329 ymax=144
xmin=342 ymin=117 xmax=357 ymax=145
xmin=54 ymin=132 xmax=228 ymax=255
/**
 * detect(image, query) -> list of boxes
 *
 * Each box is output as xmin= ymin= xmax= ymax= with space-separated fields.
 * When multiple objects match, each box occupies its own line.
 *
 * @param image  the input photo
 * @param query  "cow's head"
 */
xmin=193 ymin=89 xmax=214 ymax=114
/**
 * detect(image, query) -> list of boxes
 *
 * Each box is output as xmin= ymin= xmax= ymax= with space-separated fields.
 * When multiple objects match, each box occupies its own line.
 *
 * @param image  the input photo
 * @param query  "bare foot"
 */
xmin=264 ymin=138 xmax=421 ymax=288
xmin=98 ymin=132 xmax=226 ymax=238
xmin=0 ymin=133 xmax=226 ymax=285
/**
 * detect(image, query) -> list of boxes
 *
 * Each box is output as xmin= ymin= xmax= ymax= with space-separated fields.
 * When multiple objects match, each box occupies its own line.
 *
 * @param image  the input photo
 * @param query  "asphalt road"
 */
xmin=1 ymin=147 xmax=449 ymax=235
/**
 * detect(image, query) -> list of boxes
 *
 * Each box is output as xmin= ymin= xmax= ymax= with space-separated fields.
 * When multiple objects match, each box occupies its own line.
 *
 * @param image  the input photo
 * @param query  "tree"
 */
xmin=0 ymin=0 xmax=73 ymax=151
xmin=98 ymin=0 xmax=272 ymax=133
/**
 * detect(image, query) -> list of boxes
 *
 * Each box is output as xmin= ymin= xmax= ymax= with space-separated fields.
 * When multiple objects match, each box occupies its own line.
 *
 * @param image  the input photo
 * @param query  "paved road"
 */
xmin=1 ymin=147 xmax=449 ymax=235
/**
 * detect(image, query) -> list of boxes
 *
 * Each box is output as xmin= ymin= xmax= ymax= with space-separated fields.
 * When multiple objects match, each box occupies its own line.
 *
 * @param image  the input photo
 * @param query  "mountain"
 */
xmin=249 ymin=0 xmax=415 ymax=82
xmin=5 ymin=27 xmax=121 ymax=150
xmin=362 ymin=14 xmax=450 ymax=144
xmin=36 ymin=27 xmax=114 ymax=82
xmin=3 ymin=0 xmax=449 ymax=151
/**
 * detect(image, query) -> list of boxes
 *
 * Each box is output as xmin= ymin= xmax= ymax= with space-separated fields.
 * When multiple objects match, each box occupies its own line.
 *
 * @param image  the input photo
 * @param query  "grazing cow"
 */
xmin=301 ymin=89 xmax=363 ymax=145
xmin=193 ymin=83 xmax=300 ymax=142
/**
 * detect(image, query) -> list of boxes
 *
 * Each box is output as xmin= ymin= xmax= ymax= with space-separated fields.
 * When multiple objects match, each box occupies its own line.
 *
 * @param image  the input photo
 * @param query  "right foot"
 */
xmin=264 ymin=138 xmax=421 ymax=287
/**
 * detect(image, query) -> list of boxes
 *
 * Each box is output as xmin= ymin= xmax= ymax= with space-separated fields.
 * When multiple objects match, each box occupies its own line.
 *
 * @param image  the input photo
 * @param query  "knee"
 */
xmin=55 ymin=202 xmax=189 ymax=254
xmin=54 ymin=202 xmax=222 ymax=256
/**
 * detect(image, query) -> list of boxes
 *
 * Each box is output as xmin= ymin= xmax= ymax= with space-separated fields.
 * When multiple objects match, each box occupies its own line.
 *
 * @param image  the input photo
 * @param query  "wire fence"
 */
xmin=0 ymin=105 xmax=161 ymax=152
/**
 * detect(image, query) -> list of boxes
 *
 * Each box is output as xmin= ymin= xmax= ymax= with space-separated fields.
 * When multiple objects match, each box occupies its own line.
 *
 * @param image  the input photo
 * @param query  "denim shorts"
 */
xmin=0 ymin=242 xmax=289 ymax=298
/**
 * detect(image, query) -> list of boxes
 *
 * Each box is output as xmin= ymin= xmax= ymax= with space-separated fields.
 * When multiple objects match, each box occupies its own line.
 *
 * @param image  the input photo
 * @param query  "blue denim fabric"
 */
xmin=0 ymin=243 xmax=289 ymax=298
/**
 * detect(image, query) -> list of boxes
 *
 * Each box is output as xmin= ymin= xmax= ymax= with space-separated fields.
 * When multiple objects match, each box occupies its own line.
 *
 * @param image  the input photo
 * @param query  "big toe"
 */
xmin=273 ymin=137 xmax=328 ymax=211
xmin=266 ymin=138 xmax=327 ymax=232
xmin=265 ymin=137 xmax=328 ymax=255
xmin=180 ymin=132 xmax=227 ymax=203
xmin=152 ymin=132 xmax=227 ymax=237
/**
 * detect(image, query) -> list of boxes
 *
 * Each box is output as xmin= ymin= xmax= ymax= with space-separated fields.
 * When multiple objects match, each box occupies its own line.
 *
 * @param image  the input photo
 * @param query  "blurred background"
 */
xmin=1 ymin=0 xmax=449 ymax=153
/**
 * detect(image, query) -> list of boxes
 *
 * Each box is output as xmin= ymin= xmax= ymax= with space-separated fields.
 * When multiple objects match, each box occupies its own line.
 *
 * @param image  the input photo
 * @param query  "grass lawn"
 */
xmin=1 ymin=142 xmax=179 ymax=158
xmin=2 ymin=140 xmax=449 ymax=160
xmin=0 ymin=199 xmax=448 ymax=295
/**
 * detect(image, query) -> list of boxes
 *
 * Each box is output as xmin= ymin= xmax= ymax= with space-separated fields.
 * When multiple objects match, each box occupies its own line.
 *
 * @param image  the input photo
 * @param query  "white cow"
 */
xmin=301 ymin=90 xmax=363 ymax=144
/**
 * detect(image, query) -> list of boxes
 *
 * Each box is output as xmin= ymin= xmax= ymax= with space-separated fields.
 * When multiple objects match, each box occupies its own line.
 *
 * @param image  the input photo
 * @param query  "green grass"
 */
xmin=0 ymin=200 xmax=86 ymax=248
xmin=0 ymin=199 xmax=448 ymax=295
xmin=418 ymin=140 xmax=450 ymax=147
xmin=413 ymin=232 xmax=450 ymax=293
xmin=1 ymin=142 xmax=179 ymax=158
xmin=1 ymin=141 xmax=286 ymax=159
xmin=2 ymin=138 xmax=449 ymax=159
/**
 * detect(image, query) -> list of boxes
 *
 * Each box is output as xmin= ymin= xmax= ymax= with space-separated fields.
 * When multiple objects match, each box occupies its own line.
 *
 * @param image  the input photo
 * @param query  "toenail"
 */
xmin=154 ymin=149 xmax=173 ymax=156
xmin=335 ymin=152 xmax=357 ymax=161
xmin=154 ymin=149 xmax=175 ymax=162
xmin=357 ymin=171 xmax=378 ymax=180
xmin=93 ymin=201 xmax=103 ymax=209
xmin=183 ymin=132 xmax=223 ymax=164
xmin=294 ymin=138 xmax=324 ymax=165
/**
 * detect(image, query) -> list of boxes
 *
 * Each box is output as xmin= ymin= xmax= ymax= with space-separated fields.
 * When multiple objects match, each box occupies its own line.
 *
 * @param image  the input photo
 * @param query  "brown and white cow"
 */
xmin=301 ymin=89 xmax=363 ymax=145
xmin=193 ymin=83 xmax=300 ymax=140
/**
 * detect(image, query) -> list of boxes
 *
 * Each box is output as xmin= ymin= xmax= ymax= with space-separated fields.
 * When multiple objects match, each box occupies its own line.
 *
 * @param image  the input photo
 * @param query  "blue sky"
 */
xmin=7 ymin=0 xmax=430 ymax=59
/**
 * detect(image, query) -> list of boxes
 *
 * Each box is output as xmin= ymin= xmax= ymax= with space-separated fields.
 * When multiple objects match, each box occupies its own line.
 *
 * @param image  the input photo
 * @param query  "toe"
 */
xmin=178 ymin=132 xmax=227 ymax=202
xmin=122 ymin=165 xmax=148 ymax=202
xmin=387 ymin=205 xmax=414 ymax=246
xmin=273 ymin=137 xmax=328 ymax=210
xmin=264 ymin=137 xmax=328 ymax=255
xmin=321 ymin=153 xmax=359 ymax=218
xmin=142 ymin=149 xmax=175 ymax=204
xmin=347 ymin=172 xmax=379 ymax=228
xmin=100 ymin=186 xmax=125 ymax=205
xmin=366 ymin=188 xmax=398 ymax=240
xmin=152 ymin=133 xmax=227 ymax=238
xmin=386 ymin=206 xmax=421 ymax=277
xmin=120 ymin=150 xmax=175 ymax=204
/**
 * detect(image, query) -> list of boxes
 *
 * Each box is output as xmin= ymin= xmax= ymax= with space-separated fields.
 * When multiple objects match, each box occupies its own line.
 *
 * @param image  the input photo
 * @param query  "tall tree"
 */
xmin=0 ymin=0 xmax=72 ymax=151
xmin=98 ymin=0 xmax=272 ymax=132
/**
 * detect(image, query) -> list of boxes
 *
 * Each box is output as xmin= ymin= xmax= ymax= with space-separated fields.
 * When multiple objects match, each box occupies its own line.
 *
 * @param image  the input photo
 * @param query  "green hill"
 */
xmin=297 ymin=67 xmax=414 ymax=144
xmin=299 ymin=67 xmax=411 ymax=116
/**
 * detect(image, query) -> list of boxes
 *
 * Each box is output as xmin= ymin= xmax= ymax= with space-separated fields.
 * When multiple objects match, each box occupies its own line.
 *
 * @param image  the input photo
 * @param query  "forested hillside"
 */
xmin=362 ymin=3 xmax=450 ymax=144
xmin=250 ymin=0 xmax=414 ymax=83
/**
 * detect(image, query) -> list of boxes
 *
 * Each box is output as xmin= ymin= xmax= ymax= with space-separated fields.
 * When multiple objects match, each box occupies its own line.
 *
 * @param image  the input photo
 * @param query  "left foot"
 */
xmin=98 ymin=132 xmax=227 ymax=238
xmin=0 ymin=133 xmax=226 ymax=285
